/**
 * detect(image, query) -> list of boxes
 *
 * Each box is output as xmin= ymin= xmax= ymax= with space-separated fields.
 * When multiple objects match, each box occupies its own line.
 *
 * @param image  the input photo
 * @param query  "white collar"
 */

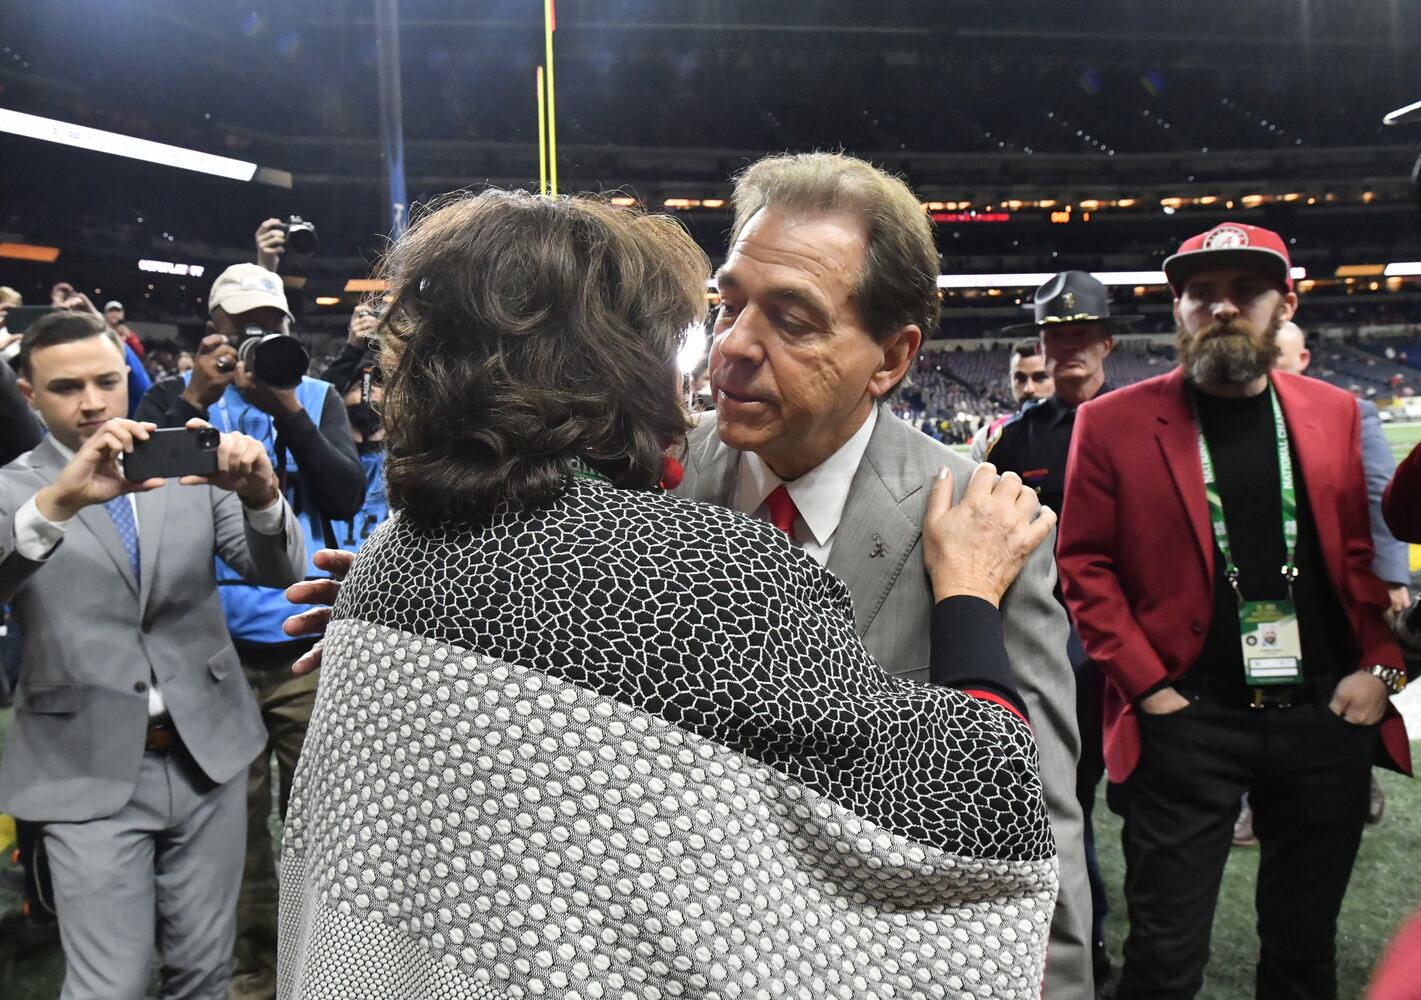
xmin=736 ymin=406 xmax=878 ymax=547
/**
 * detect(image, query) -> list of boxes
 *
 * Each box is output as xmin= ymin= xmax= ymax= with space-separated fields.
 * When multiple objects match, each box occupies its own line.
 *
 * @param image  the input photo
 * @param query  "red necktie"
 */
xmin=765 ymin=484 xmax=799 ymax=542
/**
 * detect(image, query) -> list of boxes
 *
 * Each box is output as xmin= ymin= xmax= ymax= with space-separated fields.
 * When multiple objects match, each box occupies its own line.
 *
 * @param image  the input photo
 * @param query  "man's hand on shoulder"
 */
xmin=922 ymin=462 xmax=1056 ymax=607
xmin=284 ymin=548 xmax=357 ymax=676
xmin=35 ymin=419 xmax=165 ymax=521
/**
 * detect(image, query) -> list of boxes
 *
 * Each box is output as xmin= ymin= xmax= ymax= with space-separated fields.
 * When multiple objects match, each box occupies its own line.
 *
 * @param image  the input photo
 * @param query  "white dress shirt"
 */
xmin=13 ymin=435 xmax=285 ymax=717
xmin=734 ymin=406 xmax=878 ymax=567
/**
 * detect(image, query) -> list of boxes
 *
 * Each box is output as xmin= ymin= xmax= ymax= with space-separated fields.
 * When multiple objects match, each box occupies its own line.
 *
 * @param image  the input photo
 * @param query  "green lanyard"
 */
xmin=568 ymin=457 xmax=611 ymax=485
xmin=1194 ymin=385 xmax=1299 ymax=603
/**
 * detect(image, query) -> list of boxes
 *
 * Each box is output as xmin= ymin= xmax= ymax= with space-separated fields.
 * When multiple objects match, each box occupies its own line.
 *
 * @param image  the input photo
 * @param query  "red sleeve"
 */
xmin=962 ymin=688 xmax=1031 ymax=727
xmin=1367 ymin=907 xmax=1421 ymax=1000
xmin=1057 ymin=402 xmax=1172 ymax=702
xmin=1383 ymin=439 xmax=1421 ymax=543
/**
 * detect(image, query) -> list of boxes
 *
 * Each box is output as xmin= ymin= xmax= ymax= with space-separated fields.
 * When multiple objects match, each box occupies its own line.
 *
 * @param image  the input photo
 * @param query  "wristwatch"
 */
xmin=1367 ymin=664 xmax=1408 ymax=695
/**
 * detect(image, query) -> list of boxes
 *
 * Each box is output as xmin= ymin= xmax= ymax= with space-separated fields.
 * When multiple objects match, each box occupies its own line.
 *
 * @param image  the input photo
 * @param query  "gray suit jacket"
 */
xmin=1358 ymin=399 xmax=1410 ymax=586
xmin=0 ymin=437 xmax=306 ymax=822
xmin=677 ymin=410 xmax=1095 ymax=999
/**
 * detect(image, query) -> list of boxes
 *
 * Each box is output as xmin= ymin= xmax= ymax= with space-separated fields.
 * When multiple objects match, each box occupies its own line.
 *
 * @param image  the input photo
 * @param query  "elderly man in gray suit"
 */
xmin=677 ymin=151 xmax=1093 ymax=998
xmin=0 ymin=311 xmax=306 ymax=1000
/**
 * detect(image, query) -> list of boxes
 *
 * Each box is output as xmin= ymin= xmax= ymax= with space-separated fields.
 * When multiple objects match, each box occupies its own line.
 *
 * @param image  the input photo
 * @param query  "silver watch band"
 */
xmin=1367 ymin=664 xmax=1407 ymax=695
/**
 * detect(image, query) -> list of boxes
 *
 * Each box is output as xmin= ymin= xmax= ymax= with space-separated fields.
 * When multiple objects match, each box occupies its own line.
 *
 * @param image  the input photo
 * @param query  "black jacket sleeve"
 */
xmin=319 ymin=342 xmax=370 ymax=397
xmin=929 ymin=596 xmax=1030 ymax=720
xmin=132 ymin=375 xmax=207 ymax=429
xmin=0 ymin=360 xmax=42 ymax=466
xmin=276 ymin=385 xmax=364 ymax=521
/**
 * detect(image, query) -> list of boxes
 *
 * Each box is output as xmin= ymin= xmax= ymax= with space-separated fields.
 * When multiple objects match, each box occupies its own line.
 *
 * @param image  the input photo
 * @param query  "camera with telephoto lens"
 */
xmin=237 ymin=324 xmax=309 ymax=390
xmin=280 ymin=215 xmax=318 ymax=257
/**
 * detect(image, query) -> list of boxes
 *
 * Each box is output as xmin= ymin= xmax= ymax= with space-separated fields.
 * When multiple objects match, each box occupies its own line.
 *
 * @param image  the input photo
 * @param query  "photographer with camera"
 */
xmin=333 ymin=359 xmax=388 ymax=553
xmin=317 ymin=304 xmax=382 ymax=399
xmin=133 ymin=262 xmax=363 ymax=1000
xmin=323 ymin=306 xmax=389 ymax=553
xmin=253 ymin=216 xmax=318 ymax=273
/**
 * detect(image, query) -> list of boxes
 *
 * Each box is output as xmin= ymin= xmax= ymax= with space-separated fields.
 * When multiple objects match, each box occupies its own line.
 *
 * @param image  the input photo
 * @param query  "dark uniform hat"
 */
xmin=1002 ymin=270 xmax=1142 ymax=334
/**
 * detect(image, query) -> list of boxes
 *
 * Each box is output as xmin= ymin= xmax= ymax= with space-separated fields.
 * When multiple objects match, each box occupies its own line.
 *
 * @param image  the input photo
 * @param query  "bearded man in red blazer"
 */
xmin=1058 ymin=222 xmax=1410 ymax=1000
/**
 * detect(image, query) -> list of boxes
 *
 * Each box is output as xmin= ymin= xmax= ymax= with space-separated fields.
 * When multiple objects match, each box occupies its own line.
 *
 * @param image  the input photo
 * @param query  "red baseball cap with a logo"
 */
xmin=1163 ymin=222 xmax=1294 ymax=295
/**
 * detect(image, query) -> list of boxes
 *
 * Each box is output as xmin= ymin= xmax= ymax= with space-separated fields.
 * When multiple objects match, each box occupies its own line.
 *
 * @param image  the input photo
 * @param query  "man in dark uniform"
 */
xmin=986 ymin=270 xmax=1139 ymax=992
xmin=986 ymin=271 xmax=1136 ymax=513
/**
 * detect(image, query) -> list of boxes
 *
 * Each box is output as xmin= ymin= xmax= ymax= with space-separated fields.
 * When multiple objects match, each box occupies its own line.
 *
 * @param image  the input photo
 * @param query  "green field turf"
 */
xmin=1383 ymin=419 xmax=1421 ymax=465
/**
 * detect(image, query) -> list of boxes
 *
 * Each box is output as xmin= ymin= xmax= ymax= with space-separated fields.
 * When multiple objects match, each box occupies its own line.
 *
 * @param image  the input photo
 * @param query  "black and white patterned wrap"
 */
xmin=279 ymin=482 xmax=1058 ymax=999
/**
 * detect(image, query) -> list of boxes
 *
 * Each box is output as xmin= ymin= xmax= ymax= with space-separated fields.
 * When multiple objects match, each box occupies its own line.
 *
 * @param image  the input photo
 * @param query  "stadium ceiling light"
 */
xmin=1383 ymin=98 xmax=1421 ymax=126
xmin=936 ymin=268 xmax=1306 ymax=292
xmin=138 ymin=258 xmax=205 ymax=277
xmin=678 ymin=323 xmax=708 ymax=374
xmin=1093 ymin=271 xmax=1167 ymax=286
xmin=936 ymin=273 xmax=1055 ymax=289
xmin=0 ymin=107 xmax=258 ymax=182
xmin=345 ymin=278 xmax=390 ymax=293
xmin=0 ymin=241 xmax=60 ymax=262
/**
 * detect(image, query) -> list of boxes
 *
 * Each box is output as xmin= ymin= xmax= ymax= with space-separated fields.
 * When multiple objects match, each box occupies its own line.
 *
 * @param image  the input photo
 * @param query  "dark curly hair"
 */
xmin=377 ymin=189 xmax=709 ymax=526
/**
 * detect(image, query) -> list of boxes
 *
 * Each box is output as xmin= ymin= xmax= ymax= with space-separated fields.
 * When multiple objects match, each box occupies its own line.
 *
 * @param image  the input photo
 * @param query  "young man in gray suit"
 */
xmin=676 ymin=151 xmax=1094 ymax=999
xmin=0 ymin=311 xmax=306 ymax=1000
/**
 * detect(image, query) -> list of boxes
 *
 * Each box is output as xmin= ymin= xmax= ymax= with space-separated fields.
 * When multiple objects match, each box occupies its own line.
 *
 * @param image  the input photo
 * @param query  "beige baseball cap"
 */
xmin=208 ymin=263 xmax=293 ymax=320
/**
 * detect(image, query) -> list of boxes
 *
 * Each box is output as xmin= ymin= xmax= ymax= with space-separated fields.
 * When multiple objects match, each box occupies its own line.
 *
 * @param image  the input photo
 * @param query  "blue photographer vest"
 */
xmin=334 ymin=449 xmax=388 ymax=554
xmin=183 ymin=372 xmax=332 ymax=644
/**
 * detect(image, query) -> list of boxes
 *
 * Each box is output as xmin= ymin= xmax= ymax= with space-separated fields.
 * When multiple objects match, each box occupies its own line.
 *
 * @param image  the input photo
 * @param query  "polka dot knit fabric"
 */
xmin=279 ymin=481 xmax=1058 ymax=999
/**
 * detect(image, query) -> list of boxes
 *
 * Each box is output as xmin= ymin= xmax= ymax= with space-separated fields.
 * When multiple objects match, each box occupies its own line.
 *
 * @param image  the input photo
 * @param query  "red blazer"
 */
xmin=1058 ymin=367 xmax=1410 ymax=781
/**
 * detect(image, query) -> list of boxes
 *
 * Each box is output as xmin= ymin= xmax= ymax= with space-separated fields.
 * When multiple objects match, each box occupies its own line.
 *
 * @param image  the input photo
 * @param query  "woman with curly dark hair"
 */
xmin=278 ymin=189 xmax=1060 ymax=1000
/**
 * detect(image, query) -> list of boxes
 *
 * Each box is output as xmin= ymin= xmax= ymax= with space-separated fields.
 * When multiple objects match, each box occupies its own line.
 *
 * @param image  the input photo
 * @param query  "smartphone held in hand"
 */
xmin=123 ymin=427 xmax=220 ymax=482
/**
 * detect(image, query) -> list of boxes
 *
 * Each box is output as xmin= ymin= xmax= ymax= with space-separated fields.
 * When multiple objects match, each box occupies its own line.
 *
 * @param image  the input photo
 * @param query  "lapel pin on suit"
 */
xmin=870 ymin=533 xmax=888 ymax=558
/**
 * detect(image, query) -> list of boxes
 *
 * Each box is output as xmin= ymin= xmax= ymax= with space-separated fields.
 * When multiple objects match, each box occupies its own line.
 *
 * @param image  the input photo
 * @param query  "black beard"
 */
xmin=1177 ymin=314 xmax=1281 ymax=387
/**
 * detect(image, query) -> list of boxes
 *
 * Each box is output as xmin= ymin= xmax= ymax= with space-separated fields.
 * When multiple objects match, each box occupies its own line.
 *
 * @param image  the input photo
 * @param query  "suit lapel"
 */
xmin=1272 ymin=371 xmax=1321 ymax=479
xmin=679 ymin=417 xmax=741 ymax=506
xmin=683 ymin=413 xmax=923 ymax=637
xmin=826 ymin=416 xmax=923 ymax=637
xmin=27 ymin=439 xmax=140 ymax=597
xmin=135 ymin=482 xmax=168 ymax=615
xmin=1273 ymin=373 xmax=1338 ymax=567
xmin=1152 ymin=370 xmax=1214 ymax=576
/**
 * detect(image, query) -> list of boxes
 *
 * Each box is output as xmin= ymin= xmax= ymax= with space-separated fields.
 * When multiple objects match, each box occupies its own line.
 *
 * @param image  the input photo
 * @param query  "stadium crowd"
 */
xmin=1 ymin=150 xmax=1420 ymax=1000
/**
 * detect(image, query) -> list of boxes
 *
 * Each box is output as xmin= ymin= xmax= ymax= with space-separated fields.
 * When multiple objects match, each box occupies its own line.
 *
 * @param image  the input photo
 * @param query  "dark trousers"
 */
xmin=230 ymin=642 xmax=319 ymax=1000
xmin=1116 ymin=692 xmax=1378 ymax=1000
xmin=1069 ymin=631 xmax=1109 ymax=950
